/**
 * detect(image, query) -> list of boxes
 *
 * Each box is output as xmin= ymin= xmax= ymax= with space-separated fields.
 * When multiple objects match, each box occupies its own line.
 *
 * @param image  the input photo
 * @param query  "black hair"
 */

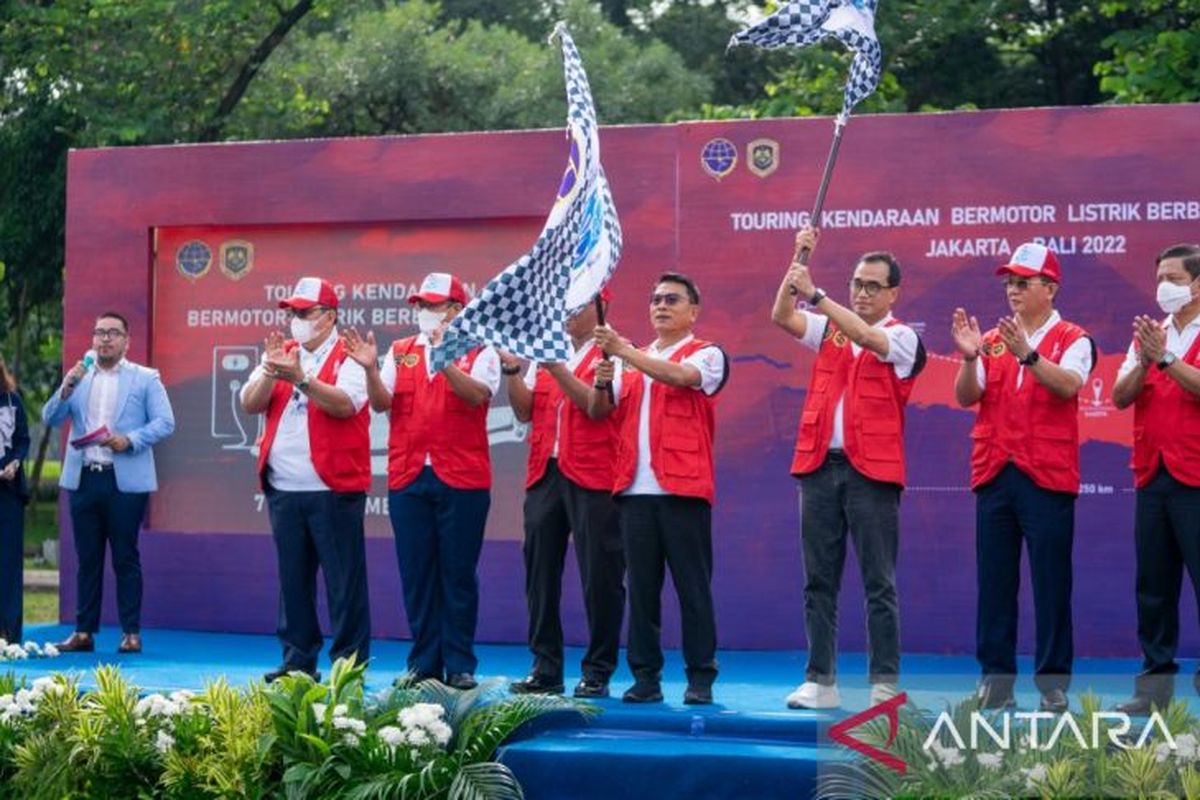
xmin=860 ymin=251 xmax=902 ymax=288
xmin=1156 ymin=243 xmax=1200 ymax=280
xmin=657 ymin=272 xmax=701 ymax=304
xmin=96 ymin=311 xmax=129 ymax=332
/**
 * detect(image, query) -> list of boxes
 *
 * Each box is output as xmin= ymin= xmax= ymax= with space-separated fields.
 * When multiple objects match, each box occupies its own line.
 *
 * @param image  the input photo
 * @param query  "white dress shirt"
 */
xmin=796 ymin=312 xmax=919 ymax=449
xmin=1116 ymin=313 xmax=1200 ymax=380
xmin=624 ymin=335 xmax=727 ymax=497
xmin=976 ymin=310 xmax=1094 ymax=389
xmin=240 ymin=328 xmax=368 ymax=491
xmin=521 ymin=344 xmax=623 ymax=457
xmin=84 ymin=360 xmax=123 ymax=466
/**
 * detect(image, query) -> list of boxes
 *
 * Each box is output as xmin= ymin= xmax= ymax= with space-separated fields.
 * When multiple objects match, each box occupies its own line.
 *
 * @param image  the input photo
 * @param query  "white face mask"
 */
xmin=290 ymin=316 xmax=318 ymax=345
xmin=417 ymin=308 xmax=446 ymax=336
xmin=1157 ymin=280 xmax=1195 ymax=315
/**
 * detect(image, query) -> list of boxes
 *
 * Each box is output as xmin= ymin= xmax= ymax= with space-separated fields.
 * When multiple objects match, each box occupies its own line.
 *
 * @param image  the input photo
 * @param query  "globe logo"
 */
xmin=701 ymin=138 xmax=737 ymax=180
xmin=176 ymin=240 xmax=212 ymax=281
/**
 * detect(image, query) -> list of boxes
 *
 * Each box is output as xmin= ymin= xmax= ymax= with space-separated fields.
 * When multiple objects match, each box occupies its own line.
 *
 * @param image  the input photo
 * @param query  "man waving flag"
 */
xmin=430 ymin=23 xmax=621 ymax=371
xmin=729 ymin=0 xmax=882 ymax=119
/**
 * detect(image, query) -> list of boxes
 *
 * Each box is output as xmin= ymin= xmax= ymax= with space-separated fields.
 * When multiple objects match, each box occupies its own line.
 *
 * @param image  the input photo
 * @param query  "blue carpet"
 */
xmin=6 ymin=625 xmax=1194 ymax=800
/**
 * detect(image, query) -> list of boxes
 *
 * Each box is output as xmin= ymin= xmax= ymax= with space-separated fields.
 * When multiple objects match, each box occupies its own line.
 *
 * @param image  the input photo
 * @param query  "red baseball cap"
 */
xmin=278 ymin=277 xmax=339 ymax=310
xmin=408 ymin=272 xmax=469 ymax=305
xmin=996 ymin=243 xmax=1062 ymax=283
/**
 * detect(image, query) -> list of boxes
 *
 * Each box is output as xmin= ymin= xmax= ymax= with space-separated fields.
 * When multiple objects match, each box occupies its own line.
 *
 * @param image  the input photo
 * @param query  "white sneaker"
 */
xmin=786 ymin=681 xmax=841 ymax=709
xmin=870 ymin=682 xmax=900 ymax=705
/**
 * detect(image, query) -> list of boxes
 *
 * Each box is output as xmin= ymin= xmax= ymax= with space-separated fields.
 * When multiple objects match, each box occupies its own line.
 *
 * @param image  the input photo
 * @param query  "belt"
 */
xmin=84 ymin=463 xmax=114 ymax=472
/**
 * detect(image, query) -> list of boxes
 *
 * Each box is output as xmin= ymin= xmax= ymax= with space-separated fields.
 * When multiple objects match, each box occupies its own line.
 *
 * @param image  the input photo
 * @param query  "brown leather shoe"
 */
xmin=118 ymin=633 xmax=142 ymax=654
xmin=57 ymin=632 xmax=95 ymax=652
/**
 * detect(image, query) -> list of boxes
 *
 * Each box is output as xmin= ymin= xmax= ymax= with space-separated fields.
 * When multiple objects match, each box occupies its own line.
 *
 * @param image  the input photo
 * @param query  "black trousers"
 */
xmin=523 ymin=459 xmax=625 ymax=682
xmin=976 ymin=463 xmax=1075 ymax=694
xmin=799 ymin=451 xmax=901 ymax=686
xmin=266 ymin=485 xmax=371 ymax=672
xmin=621 ymin=494 xmax=717 ymax=688
xmin=1132 ymin=465 xmax=1200 ymax=701
xmin=69 ymin=468 xmax=148 ymax=634
xmin=389 ymin=467 xmax=490 ymax=678
xmin=0 ymin=487 xmax=23 ymax=643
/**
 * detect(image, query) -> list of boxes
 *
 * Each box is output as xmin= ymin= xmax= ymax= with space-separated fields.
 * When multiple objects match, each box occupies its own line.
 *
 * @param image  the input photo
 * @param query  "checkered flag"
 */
xmin=429 ymin=23 xmax=622 ymax=371
xmin=729 ymin=0 xmax=882 ymax=117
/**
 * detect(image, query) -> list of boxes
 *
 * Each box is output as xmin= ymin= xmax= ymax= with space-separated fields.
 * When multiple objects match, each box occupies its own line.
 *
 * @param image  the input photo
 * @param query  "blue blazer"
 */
xmin=42 ymin=360 xmax=176 ymax=493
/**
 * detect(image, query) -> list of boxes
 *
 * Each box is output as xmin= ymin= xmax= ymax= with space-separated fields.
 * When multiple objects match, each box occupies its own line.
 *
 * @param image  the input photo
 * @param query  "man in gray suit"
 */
xmin=42 ymin=311 xmax=175 ymax=653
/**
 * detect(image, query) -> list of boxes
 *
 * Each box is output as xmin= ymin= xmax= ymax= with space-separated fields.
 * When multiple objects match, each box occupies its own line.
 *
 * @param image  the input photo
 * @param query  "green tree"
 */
xmin=1095 ymin=0 xmax=1200 ymax=103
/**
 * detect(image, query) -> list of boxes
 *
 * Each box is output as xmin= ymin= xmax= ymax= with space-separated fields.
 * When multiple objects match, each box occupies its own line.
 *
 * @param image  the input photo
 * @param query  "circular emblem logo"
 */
xmin=176 ymin=240 xmax=212 ymax=281
xmin=833 ymin=331 xmax=849 ymax=347
xmin=990 ymin=342 xmax=1007 ymax=357
xmin=701 ymin=138 xmax=737 ymax=180
xmin=402 ymin=353 xmax=420 ymax=368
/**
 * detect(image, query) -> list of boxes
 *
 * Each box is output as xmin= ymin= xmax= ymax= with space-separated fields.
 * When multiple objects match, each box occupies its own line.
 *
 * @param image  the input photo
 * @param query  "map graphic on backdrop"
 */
xmin=63 ymin=104 xmax=1200 ymax=653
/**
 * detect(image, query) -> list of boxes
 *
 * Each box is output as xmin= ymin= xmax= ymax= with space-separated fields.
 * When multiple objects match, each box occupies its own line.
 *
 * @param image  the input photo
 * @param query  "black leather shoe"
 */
xmin=117 ymin=632 xmax=142 ymax=654
xmin=263 ymin=666 xmax=320 ymax=683
xmin=1039 ymin=688 xmax=1069 ymax=713
xmin=510 ymin=673 xmax=564 ymax=695
xmin=446 ymin=673 xmax=478 ymax=691
xmin=573 ymin=677 xmax=610 ymax=699
xmin=622 ymin=681 xmax=663 ymax=704
xmin=683 ymin=685 xmax=713 ymax=705
xmin=1115 ymin=694 xmax=1167 ymax=715
xmin=976 ymin=683 xmax=1016 ymax=710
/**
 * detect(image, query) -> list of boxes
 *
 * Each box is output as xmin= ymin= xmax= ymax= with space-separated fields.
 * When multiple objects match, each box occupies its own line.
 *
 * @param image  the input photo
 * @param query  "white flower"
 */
xmin=155 ymin=730 xmax=175 ymax=754
xmin=22 ymin=641 xmax=41 ymax=656
xmin=977 ymin=753 xmax=1003 ymax=770
xmin=1176 ymin=733 xmax=1198 ymax=762
xmin=0 ymin=638 xmax=7 ymax=649
xmin=927 ymin=741 xmax=964 ymax=768
xmin=332 ymin=704 xmax=348 ymax=717
xmin=135 ymin=694 xmax=182 ymax=718
xmin=311 ymin=703 xmax=327 ymax=720
xmin=169 ymin=690 xmax=194 ymax=706
xmin=43 ymin=645 xmax=59 ymax=658
xmin=342 ymin=733 xmax=360 ymax=747
xmin=378 ymin=725 xmax=405 ymax=748
xmin=333 ymin=717 xmax=367 ymax=735
xmin=407 ymin=727 xmax=431 ymax=746
xmin=1023 ymin=763 xmax=1048 ymax=789
xmin=4 ymin=644 xmax=28 ymax=660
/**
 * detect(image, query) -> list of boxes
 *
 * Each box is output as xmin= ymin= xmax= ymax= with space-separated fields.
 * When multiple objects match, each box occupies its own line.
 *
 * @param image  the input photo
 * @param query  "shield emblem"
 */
xmin=220 ymin=240 xmax=254 ymax=280
xmin=747 ymin=139 xmax=780 ymax=178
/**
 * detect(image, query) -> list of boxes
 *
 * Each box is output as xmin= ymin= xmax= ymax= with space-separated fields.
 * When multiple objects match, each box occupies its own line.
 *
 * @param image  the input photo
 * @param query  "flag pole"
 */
xmin=593 ymin=294 xmax=615 ymax=404
xmin=797 ymin=113 xmax=848 ymax=267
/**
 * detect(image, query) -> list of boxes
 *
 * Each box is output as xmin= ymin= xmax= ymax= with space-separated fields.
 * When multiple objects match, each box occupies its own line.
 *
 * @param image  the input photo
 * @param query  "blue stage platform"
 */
xmin=6 ymin=625 xmax=1193 ymax=800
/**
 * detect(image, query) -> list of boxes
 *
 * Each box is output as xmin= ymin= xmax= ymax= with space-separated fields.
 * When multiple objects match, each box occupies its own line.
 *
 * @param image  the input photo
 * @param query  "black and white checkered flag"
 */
xmin=729 ymin=0 xmax=882 ymax=117
xmin=430 ymin=23 xmax=622 ymax=371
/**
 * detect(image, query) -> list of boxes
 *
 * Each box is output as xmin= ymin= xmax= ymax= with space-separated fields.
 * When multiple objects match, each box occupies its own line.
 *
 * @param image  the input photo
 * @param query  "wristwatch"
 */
xmin=296 ymin=370 xmax=315 ymax=392
xmin=1019 ymin=350 xmax=1040 ymax=367
xmin=1157 ymin=352 xmax=1178 ymax=371
xmin=809 ymin=288 xmax=827 ymax=306
xmin=501 ymin=363 xmax=522 ymax=376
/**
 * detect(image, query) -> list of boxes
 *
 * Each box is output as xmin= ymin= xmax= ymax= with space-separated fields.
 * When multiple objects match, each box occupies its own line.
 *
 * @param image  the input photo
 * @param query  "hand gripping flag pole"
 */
xmin=729 ymin=0 xmax=883 ymax=271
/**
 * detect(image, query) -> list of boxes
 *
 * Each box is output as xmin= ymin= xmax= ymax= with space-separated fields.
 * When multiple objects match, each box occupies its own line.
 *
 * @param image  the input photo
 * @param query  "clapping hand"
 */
xmin=1133 ymin=315 xmax=1167 ymax=364
xmin=997 ymin=316 xmax=1031 ymax=362
xmin=951 ymin=308 xmax=982 ymax=358
xmin=342 ymin=328 xmax=379 ymax=370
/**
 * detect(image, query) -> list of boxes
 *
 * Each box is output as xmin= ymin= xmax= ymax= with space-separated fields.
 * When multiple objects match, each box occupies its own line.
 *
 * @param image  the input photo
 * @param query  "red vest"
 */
xmin=387 ymin=337 xmax=491 ymax=491
xmin=256 ymin=338 xmax=371 ymax=492
xmin=790 ymin=319 xmax=920 ymax=487
xmin=970 ymin=319 xmax=1090 ymax=494
xmin=1131 ymin=327 xmax=1200 ymax=488
xmin=613 ymin=338 xmax=725 ymax=505
xmin=526 ymin=344 xmax=617 ymax=491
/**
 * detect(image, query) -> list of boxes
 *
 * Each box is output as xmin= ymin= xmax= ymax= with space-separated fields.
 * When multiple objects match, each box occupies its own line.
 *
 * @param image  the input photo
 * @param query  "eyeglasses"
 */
xmin=289 ymin=306 xmax=329 ymax=319
xmin=1003 ymin=277 xmax=1049 ymax=291
xmin=92 ymin=328 xmax=127 ymax=340
xmin=650 ymin=292 xmax=686 ymax=307
xmin=848 ymin=279 xmax=891 ymax=297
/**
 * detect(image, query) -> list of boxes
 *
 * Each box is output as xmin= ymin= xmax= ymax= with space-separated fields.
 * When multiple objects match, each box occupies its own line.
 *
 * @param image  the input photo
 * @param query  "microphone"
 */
xmin=82 ymin=350 xmax=96 ymax=371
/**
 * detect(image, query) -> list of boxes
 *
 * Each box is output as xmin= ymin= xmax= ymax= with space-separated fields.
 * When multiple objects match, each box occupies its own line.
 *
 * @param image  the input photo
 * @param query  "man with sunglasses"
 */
xmin=771 ymin=226 xmax=926 ymax=710
xmin=592 ymin=272 xmax=729 ymax=705
xmin=1111 ymin=244 xmax=1200 ymax=715
xmin=43 ymin=311 xmax=175 ymax=654
xmin=951 ymin=243 xmax=1094 ymax=713
xmin=241 ymin=277 xmax=372 ymax=682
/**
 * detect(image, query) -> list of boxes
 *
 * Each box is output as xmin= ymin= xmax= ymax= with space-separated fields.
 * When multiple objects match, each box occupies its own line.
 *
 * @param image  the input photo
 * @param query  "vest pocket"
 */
xmin=796 ymin=410 xmax=821 ymax=453
xmin=661 ymin=433 xmax=701 ymax=478
xmin=858 ymin=417 xmax=901 ymax=461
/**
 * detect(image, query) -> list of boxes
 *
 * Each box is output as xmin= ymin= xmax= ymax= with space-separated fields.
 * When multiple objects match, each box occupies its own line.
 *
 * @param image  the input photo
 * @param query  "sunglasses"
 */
xmin=650 ymin=292 xmax=687 ymax=307
xmin=1003 ymin=277 xmax=1050 ymax=291
xmin=849 ymin=279 xmax=891 ymax=297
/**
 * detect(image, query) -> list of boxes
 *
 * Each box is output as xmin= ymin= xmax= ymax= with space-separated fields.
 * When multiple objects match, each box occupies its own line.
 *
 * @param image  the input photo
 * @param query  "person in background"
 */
xmin=0 ymin=353 xmax=30 ymax=645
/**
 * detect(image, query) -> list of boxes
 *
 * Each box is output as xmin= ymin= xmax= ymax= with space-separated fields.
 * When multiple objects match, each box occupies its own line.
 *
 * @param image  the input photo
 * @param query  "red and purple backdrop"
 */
xmin=61 ymin=104 xmax=1200 ymax=658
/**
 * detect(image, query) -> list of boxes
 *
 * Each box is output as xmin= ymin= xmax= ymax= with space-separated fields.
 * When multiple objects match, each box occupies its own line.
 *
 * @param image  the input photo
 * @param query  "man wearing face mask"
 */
xmin=502 ymin=289 xmax=625 ymax=699
xmin=951 ymin=243 xmax=1095 ymax=714
xmin=1112 ymin=244 xmax=1200 ymax=714
xmin=240 ymin=277 xmax=372 ymax=682
xmin=771 ymin=226 xmax=926 ymax=711
xmin=344 ymin=272 xmax=499 ymax=690
xmin=592 ymin=272 xmax=729 ymax=706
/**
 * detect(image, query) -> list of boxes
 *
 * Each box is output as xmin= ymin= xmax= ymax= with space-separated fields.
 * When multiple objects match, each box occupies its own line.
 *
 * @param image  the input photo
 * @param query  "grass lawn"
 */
xmin=23 ymin=589 xmax=58 ymax=624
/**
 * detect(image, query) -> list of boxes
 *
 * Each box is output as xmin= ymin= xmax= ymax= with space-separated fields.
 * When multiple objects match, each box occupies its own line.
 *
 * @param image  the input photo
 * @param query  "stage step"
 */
xmin=500 ymin=706 xmax=845 ymax=800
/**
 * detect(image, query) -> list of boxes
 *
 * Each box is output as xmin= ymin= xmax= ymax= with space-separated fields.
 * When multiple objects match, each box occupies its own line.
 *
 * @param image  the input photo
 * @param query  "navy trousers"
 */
xmin=0 ymin=487 xmax=23 ymax=643
xmin=69 ymin=468 xmax=148 ymax=634
xmin=522 ymin=459 xmax=625 ymax=683
xmin=976 ymin=463 xmax=1075 ymax=694
xmin=1132 ymin=465 xmax=1200 ymax=701
xmin=389 ymin=467 xmax=490 ymax=678
xmin=266 ymin=486 xmax=371 ymax=672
